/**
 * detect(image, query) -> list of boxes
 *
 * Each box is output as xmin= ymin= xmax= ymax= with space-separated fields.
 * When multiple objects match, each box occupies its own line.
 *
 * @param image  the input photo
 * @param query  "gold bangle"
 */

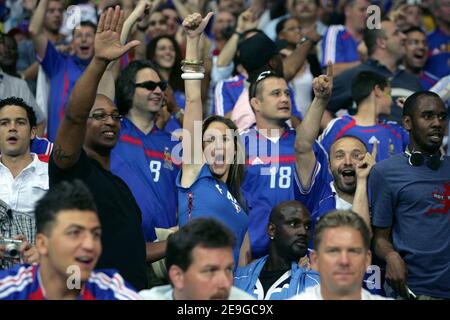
xmin=181 ymin=64 xmax=205 ymax=73
xmin=181 ymin=59 xmax=204 ymax=66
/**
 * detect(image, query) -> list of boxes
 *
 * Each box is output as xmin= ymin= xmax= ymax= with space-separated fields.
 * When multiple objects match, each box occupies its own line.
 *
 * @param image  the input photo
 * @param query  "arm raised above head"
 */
xmin=180 ymin=12 xmax=214 ymax=187
xmin=53 ymin=6 xmax=140 ymax=170
xmin=295 ymin=62 xmax=333 ymax=189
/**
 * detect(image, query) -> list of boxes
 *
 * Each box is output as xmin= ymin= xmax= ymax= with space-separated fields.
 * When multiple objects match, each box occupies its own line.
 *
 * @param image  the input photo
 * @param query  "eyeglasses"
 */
xmin=249 ymin=70 xmax=278 ymax=98
xmin=88 ymin=113 xmax=123 ymax=122
xmin=135 ymin=80 xmax=168 ymax=91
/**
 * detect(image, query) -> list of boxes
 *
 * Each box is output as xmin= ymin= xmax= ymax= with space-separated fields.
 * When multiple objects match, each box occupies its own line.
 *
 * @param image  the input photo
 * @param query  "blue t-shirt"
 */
xmin=177 ymin=165 xmax=249 ymax=266
xmin=319 ymin=115 xmax=409 ymax=162
xmin=110 ymin=118 xmax=180 ymax=241
xmin=369 ymin=153 xmax=450 ymax=299
xmin=241 ymin=126 xmax=335 ymax=258
xmin=0 ymin=264 xmax=141 ymax=300
xmin=40 ymin=41 xmax=90 ymax=141
xmin=321 ymin=25 xmax=360 ymax=68
xmin=425 ymin=28 xmax=450 ymax=78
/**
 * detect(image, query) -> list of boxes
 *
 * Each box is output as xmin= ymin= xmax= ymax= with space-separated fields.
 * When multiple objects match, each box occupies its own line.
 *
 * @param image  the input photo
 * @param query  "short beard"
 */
xmin=332 ymin=171 xmax=356 ymax=195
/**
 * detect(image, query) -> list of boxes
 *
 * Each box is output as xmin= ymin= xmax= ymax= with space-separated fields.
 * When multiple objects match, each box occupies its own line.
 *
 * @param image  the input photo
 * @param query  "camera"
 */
xmin=0 ymin=239 xmax=22 ymax=259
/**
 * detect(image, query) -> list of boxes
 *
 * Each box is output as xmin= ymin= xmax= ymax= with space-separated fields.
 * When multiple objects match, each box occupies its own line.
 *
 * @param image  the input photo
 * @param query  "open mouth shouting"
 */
xmin=340 ymin=168 xmax=356 ymax=186
xmin=79 ymin=45 xmax=91 ymax=56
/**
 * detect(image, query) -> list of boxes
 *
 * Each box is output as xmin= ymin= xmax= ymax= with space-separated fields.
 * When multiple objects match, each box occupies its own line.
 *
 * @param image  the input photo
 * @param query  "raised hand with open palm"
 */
xmin=95 ymin=6 xmax=141 ymax=63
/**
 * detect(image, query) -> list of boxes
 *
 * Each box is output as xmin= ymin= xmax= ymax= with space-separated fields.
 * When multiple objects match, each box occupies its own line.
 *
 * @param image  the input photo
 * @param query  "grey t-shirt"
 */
xmin=369 ymin=153 xmax=450 ymax=299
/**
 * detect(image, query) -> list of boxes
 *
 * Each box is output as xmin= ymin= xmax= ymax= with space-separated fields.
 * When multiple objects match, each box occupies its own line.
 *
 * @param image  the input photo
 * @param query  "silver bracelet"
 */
xmin=181 ymin=72 xmax=204 ymax=80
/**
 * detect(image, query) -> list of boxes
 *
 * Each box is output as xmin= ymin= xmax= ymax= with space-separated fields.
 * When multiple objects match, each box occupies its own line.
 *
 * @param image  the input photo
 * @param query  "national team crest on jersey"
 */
xmin=163 ymin=147 xmax=174 ymax=170
xmin=388 ymin=139 xmax=395 ymax=156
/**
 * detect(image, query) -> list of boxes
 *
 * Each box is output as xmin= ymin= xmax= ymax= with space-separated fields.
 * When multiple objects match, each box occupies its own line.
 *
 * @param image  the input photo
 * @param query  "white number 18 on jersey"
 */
xmin=269 ymin=166 xmax=291 ymax=189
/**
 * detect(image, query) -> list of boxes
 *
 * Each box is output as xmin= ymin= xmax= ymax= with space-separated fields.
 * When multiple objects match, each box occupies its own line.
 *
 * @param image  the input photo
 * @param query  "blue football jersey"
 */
xmin=41 ymin=42 xmax=89 ymax=142
xmin=241 ymin=126 xmax=335 ymax=259
xmin=419 ymin=70 xmax=440 ymax=90
xmin=425 ymin=28 xmax=450 ymax=78
xmin=321 ymin=25 xmax=360 ymax=68
xmin=319 ymin=115 xmax=409 ymax=162
xmin=177 ymin=165 xmax=249 ymax=267
xmin=30 ymin=136 xmax=53 ymax=162
xmin=214 ymin=74 xmax=246 ymax=116
xmin=111 ymin=118 xmax=180 ymax=242
xmin=0 ymin=264 xmax=141 ymax=300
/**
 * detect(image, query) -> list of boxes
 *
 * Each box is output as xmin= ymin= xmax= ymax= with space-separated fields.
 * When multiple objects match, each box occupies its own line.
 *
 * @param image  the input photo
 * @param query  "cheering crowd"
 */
xmin=0 ymin=0 xmax=448 ymax=300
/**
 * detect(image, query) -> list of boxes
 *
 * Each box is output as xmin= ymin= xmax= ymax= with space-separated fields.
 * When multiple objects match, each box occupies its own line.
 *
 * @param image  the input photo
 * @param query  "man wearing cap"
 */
xmin=214 ymin=31 xmax=320 ymax=131
xmin=240 ymin=64 xmax=336 ymax=259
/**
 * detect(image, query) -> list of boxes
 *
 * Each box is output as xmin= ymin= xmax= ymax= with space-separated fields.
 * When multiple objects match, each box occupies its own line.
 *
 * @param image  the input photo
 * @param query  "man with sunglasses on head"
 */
xmin=240 ymin=64 xmax=336 ymax=260
xmin=111 ymin=60 xmax=180 ymax=265
xmin=49 ymin=7 xmax=149 ymax=291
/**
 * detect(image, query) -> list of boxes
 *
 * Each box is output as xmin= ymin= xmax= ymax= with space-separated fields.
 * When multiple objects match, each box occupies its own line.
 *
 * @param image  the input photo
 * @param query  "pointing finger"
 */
xmin=326 ymin=61 xmax=333 ymax=78
xmin=371 ymin=141 xmax=378 ymax=160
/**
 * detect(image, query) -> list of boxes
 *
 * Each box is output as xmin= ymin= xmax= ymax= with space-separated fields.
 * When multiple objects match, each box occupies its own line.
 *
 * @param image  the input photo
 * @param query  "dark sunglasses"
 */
xmin=135 ymin=80 xmax=168 ymax=91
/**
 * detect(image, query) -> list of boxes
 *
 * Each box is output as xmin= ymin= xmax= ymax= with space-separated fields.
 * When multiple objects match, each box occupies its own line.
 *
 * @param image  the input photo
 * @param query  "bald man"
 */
xmin=234 ymin=200 xmax=320 ymax=300
xmin=49 ymin=7 xmax=149 ymax=290
xmin=328 ymin=135 xmax=375 ymax=230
